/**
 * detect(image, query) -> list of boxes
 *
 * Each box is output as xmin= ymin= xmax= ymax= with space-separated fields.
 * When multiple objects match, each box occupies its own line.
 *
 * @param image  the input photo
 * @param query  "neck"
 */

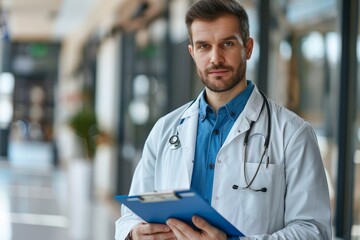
xmin=205 ymin=80 xmax=247 ymax=112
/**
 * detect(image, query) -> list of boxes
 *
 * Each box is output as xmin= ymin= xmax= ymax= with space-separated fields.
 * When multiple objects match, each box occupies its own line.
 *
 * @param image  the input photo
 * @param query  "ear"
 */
xmin=188 ymin=44 xmax=195 ymax=59
xmin=245 ymin=38 xmax=254 ymax=60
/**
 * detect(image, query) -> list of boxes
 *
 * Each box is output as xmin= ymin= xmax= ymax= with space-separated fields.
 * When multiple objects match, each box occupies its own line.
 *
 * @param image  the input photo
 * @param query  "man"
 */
xmin=115 ymin=0 xmax=332 ymax=239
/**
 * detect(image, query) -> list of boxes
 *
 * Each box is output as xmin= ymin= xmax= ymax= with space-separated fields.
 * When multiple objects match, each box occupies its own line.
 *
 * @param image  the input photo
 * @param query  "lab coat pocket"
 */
xmin=240 ymin=162 xmax=285 ymax=222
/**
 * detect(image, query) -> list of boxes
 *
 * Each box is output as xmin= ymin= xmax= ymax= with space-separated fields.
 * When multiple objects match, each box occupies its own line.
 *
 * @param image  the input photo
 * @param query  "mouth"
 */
xmin=208 ymin=69 xmax=230 ymax=76
xmin=209 ymin=69 xmax=227 ymax=73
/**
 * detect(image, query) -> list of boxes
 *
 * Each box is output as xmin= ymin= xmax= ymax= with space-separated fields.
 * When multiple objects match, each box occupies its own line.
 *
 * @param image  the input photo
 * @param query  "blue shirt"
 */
xmin=190 ymin=81 xmax=254 ymax=205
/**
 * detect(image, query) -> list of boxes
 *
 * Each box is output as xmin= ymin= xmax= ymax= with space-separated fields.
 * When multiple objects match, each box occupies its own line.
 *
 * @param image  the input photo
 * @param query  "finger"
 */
xmin=167 ymin=226 xmax=185 ymax=239
xmin=134 ymin=233 xmax=175 ymax=240
xmin=192 ymin=216 xmax=213 ymax=232
xmin=163 ymin=236 xmax=177 ymax=240
xmin=151 ymin=231 xmax=176 ymax=240
xmin=132 ymin=223 xmax=175 ymax=240
xmin=192 ymin=216 xmax=226 ymax=239
xmin=166 ymin=220 xmax=187 ymax=239
xmin=140 ymin=223 xmax=172 ymax=234
xmin=167 ymin=218 xmax=199 ymax=239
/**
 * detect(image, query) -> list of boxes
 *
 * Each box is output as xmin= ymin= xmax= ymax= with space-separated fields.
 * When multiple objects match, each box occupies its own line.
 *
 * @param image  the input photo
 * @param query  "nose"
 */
xmin=210 ymin=47 xmax=224 ymax=65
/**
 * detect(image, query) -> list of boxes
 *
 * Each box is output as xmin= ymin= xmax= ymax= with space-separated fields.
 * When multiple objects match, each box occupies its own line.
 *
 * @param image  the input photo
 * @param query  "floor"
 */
xmin=0 ymin=157 xmax=120 ymax=240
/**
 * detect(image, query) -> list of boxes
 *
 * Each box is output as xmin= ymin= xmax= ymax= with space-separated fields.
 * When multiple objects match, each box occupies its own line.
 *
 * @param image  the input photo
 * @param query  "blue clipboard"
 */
xmin=115 ymin=189 xmax=244 ymax=237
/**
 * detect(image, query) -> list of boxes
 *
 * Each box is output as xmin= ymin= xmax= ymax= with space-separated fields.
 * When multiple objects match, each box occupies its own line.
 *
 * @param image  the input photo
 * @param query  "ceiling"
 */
xmin=0 ymin=0 xmax=87 ymax=41
xmin=0 ymin=0 xmax=341 ymax=43
xmin=0 ymin=0 xmax=164 ymax=77
xmin=0 ymin=0 xmax=162 ymax=42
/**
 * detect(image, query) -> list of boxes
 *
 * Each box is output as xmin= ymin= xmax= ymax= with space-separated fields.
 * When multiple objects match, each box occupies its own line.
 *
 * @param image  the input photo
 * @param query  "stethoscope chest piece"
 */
xmin=169 ymin=135 xmax=181 ymax=150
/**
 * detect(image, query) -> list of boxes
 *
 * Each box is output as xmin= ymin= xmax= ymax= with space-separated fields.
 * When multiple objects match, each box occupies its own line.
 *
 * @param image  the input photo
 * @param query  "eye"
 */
xmin=223 ymin=41 xmax=234 ymax=47
xmin=198 ymin=44 xmax=209 ymax=49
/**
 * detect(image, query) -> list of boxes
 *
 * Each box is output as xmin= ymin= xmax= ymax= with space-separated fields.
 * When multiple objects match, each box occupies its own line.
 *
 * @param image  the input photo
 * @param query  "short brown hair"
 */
xmin=185 ymin=0 xmax=250 ymax=44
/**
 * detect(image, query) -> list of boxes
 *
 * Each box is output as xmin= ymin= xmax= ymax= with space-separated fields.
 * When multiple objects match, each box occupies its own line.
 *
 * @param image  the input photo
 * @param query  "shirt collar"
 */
xmin=199 ymin=80 xmax=254 ymax=121
xmin=199 ymin=93 xmax=210 ymax=121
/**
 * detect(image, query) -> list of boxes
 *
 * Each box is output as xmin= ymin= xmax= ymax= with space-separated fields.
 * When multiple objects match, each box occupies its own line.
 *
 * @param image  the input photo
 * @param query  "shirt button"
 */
xmin=209 ymin=163 xmax=215 ymax=169
xmin=213 ymin=129 xmax=220 ymax=135
xmin=230 ymin=112 xmax=235 ymax=117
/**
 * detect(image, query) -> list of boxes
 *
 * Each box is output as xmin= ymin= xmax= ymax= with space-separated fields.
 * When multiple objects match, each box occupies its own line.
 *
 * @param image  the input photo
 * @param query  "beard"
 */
xmin=197 ymin=60 xmax=246 ymax=93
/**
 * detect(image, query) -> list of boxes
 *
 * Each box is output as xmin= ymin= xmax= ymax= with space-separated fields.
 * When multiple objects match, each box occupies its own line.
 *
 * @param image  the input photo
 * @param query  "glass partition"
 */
xmin=353 ymin=4 xmax=360 ymax=236
xmin=268 ymin=0 xmax=340 ymax=230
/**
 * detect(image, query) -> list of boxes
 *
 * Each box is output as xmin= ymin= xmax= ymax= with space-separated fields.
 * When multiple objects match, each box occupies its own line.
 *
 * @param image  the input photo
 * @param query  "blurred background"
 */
xmin=0 ymin=0 xmax=359 ymax=239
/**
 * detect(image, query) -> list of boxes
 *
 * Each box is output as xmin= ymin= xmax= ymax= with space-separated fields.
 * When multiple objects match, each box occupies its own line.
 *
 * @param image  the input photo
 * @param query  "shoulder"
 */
xmin=150 ymin=100 xmax=195 ymax=133
xmin=268 ymin=99 xmax=308 ymax=128
xmin=161 ymin=101 xmax=194 ymax=122
xmin=268 ymin=99 xmax=317 ymax=143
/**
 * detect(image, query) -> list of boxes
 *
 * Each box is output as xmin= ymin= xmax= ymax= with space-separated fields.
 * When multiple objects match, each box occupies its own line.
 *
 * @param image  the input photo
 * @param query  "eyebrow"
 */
xmin=193 ymin=35 xmax=240 ymax=45
xmin=194 ymin=40 xmax=208 ymax=46
xmin=223 ymin=36 xmax=239 ymax=42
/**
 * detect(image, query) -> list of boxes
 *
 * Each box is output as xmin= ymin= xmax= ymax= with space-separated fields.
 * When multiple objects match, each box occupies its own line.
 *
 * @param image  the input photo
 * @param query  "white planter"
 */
xmin=94 ymin=144 xmax=115 ymax=200
xmin=68 ymin=158 xmax=93 ymax=239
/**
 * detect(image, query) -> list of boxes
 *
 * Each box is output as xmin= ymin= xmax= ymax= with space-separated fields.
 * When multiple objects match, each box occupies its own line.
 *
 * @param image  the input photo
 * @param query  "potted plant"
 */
xmin=68 ymin=104 xmax=98 ymax=160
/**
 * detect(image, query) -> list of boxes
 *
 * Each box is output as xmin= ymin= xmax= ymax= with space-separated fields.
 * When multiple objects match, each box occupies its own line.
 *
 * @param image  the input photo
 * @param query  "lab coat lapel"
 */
xmin=224 ymin=86 xmax=264 ymax=145
xmin=176 ymin=97 xmax=200 ymax=183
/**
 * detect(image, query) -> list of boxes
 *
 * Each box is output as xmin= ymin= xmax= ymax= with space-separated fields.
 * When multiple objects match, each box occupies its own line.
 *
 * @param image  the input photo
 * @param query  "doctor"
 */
xmin=115 ymin=0 xmax=332 ymax=239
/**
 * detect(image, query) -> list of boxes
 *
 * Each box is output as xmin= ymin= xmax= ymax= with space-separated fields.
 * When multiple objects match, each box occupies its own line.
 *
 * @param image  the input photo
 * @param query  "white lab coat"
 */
xmin=115 ymin=86 xmax=332 ymax=240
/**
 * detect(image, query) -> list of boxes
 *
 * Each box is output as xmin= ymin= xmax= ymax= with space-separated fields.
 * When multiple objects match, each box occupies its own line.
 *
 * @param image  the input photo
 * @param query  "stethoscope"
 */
xmin=168 ymin=91 xmax=271 ymax=193
xmin=232 ymin=91 xmax=271 ymax=193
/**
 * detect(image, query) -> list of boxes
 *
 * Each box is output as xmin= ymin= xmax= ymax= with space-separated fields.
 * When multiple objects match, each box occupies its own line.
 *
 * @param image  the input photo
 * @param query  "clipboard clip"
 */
xmin=138 ymin=192 xmax=181 ymax=203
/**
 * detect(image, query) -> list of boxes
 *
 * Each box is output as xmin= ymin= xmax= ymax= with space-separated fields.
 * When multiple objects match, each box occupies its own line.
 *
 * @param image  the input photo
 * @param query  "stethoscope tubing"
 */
xmin=239 ymin=92 xmax=270 ymax=192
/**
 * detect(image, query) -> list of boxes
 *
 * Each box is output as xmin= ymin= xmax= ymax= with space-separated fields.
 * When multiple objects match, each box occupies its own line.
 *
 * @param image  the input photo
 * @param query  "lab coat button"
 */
xmin=217 ymin=160 xmax=221 ymax=164
xmin=215 ymin=196 xmax=219 ymax=200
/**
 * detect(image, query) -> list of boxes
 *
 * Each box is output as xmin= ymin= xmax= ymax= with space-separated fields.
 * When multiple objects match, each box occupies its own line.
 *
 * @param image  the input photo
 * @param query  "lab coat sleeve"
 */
xmin=115 ymin=118 xmax=163 ymax=240
xmin=241 ymin=122 xmax=332 ymax=240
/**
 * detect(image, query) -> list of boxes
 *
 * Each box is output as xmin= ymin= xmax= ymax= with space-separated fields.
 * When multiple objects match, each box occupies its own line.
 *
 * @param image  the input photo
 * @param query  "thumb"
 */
xmin=192 ymin=215 xmax=210 ymax=231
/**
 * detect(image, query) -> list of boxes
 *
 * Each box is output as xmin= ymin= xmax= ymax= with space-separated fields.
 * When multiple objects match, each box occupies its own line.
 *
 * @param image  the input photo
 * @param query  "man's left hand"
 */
xmin=166 ymin=215 xmax=227 ymax=240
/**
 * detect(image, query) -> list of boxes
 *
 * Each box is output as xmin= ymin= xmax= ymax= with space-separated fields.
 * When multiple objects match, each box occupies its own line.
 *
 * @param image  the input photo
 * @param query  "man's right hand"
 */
xmin=130 ymin=222 xmax=177 ymax=240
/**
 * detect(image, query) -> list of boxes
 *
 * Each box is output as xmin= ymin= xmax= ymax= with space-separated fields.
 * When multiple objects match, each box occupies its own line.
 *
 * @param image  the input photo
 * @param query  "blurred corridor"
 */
xmin=0 ymin=0 xmax=359 ymax=239
xmin=0 ymin=148 xmax=119 ymax=240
